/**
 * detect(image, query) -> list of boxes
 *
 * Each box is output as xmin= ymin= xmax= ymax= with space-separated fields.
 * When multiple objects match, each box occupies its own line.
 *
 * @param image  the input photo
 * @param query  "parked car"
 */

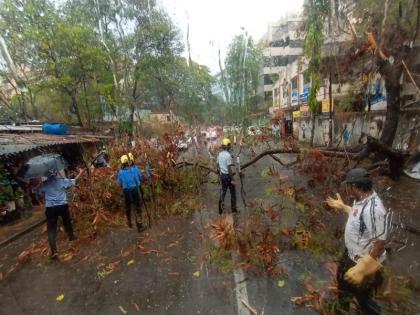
xmin=176 ymin=139 xmax=189 ymax=150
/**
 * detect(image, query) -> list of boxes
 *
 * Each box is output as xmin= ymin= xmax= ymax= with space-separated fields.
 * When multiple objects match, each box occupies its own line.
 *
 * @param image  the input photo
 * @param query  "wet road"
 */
xmin=1 ymin=139 xmax=419 ymax=314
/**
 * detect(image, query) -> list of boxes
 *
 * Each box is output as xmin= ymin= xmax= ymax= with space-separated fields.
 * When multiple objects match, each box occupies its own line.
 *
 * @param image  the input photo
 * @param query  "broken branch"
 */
xmin=241 ymin=149 xmax=299 ymax=170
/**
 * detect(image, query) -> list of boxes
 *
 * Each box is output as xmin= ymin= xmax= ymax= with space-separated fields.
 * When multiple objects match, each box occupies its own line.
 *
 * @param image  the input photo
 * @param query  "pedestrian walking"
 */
xmin=117 ymin=155 xmax=146 ymax=232
xmin=326 ymin=168 xmax=390 ymax=315
xmin=38 ymin=167 xmax=84 ymax=259
xmin=217 ymin=138 xmax=237 ymax=215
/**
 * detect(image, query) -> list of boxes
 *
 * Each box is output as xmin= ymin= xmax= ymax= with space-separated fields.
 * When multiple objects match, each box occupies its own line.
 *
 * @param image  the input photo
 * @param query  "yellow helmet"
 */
xmin=222 ymin=138 xmax=231 ymax=146
xmin=120 ymin=155 xmax=129 ymax=164
xmin=128 ymin=152 xmax=134 ymax=161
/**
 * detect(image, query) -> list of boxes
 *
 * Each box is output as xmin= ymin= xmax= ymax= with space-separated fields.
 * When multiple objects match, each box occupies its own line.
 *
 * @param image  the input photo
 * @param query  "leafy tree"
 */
xmin=305 ymin=0 xmax=420 ymax=146
xmin=346 ymin=0 xmax=420 ymax=146
xmin=0 ymin=0 xmax=219 ymax=131
xmin=303 ymin=0 xmax=329 ymax=146
xmin=0 ymin=0 xmax=111 ymax=126
xmin=223 ymin=34 xmax=263 ymax=113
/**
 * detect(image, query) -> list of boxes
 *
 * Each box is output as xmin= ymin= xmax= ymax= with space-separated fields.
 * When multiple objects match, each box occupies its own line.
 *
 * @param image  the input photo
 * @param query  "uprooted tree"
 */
xmin=325 ymin=0 xmax=420 ymax=147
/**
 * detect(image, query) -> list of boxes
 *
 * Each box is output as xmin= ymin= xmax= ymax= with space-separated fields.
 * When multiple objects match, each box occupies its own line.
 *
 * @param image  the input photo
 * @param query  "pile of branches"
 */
xmin=291 ymin=262 xmax=339 ymax=315
xmin=208 ymin=202 xmax=286 ymax=276
xmin=12 ymin=133 xmax=207 ymax=269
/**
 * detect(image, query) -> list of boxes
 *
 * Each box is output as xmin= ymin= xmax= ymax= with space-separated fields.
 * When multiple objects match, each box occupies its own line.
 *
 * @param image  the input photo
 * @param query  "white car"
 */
xmin=176 ymin=139 xmax=189 ymax=150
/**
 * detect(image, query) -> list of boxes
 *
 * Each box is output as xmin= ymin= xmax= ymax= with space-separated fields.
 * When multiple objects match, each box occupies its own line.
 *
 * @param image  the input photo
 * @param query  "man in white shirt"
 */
xmin=326 ymin=168 xmax=390 ymax=315
xmin=217 ymin=138 xmax=237 ymax=215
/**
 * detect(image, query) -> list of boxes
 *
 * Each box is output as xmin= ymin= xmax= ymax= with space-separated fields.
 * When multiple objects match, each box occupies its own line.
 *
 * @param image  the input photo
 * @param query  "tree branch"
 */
xmin=173 ymin=160 xmax=217 ymax=174
xmin=269 ymin=154 xmax=299 ymax=167
xmin=241 ymin=149 xmax=300 ymax=170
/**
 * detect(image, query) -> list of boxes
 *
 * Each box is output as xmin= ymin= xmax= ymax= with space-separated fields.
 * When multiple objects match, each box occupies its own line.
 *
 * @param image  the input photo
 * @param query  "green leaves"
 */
xmin=224 ymin=34 xmax=263 ymax=112
xmin=0 ymin=0 xmax=207 ymax=126
xmin=303 ymin=0 xmax=328 ymax=113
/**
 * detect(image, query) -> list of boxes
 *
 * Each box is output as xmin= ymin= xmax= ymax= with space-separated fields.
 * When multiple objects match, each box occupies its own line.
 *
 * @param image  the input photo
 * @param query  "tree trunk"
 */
xmin=82 ymin=76 xmax=92 ymax=129
xmin=70 ymin=91 xmax=83 ymax=127
xmin=27 ymin=87 xmax=38 ymax=120
xmin=129 ymin=103 xmax=135 ymax=140
xmin=310 ymin=113 xmax=316 ymax=147
xmin=379 ymin=63 xmax=402 ymax=147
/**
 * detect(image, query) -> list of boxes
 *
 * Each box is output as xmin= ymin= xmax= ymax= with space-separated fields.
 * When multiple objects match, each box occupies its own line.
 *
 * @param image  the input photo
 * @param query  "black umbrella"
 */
xmin=22 ymin=153 xmax=67 ymax=180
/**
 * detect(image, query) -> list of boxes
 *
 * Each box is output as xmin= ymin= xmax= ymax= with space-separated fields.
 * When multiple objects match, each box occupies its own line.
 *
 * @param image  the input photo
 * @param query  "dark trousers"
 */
xmin=123 ymin=188 xmax=142 ymax=224
xmin=336 ymin=250 xmax=383 ymax=315
xmin=45 ymin=204 xmax=74 ymax=254
xmin=218 ymin=173 xmax=237 ymax=214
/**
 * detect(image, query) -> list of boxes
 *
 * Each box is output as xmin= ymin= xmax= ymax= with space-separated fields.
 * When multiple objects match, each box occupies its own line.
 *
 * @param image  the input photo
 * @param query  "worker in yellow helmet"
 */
xmin=217 ymin=138 xmax=237 ymax=214
xmin=117 ymin=154 xmax=145 ymax=232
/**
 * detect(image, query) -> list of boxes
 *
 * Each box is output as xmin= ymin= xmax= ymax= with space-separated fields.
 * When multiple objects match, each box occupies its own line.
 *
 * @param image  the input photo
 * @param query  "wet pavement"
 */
xmin=0 ymin=139 xmax=419 ymax=315
xmin=0 ymin=205 xmax=44 ymax=246
xmin=0 ymin=215 xmax=237 ymax=315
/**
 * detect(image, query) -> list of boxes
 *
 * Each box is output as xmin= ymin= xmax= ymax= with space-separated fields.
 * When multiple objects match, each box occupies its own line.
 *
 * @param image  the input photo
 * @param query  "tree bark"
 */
xmin=378 ymin=61 xmax=402 ymax=147
xmin=310 ymin=113 xmax=316 ymax=147
xmin=82 ymin=75 xmax=92 ymax=129
xmin=69 ymin=90 xmax=84 ymax=127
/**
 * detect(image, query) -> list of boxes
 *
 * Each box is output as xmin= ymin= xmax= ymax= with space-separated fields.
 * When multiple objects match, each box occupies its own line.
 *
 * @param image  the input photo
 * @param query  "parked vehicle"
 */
xmin=176 ymin=139 xmax=189 ymax=150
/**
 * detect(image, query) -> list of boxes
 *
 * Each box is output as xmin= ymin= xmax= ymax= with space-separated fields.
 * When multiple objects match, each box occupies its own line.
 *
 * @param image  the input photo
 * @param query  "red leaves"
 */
xmin=210 ymin=216 xmax=235 ymax=250
xmin=297 ymin=149 xmax=341 ymax=187
xmin=291 ymin=262 xmax=339 ymax=315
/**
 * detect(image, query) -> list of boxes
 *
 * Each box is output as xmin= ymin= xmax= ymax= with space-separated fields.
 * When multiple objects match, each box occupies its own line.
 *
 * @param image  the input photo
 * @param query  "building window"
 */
xmin=264 ymin=74 xmax=273 ymax=85
xmin=264 ymin=55 xmax=299 ymax=67
xmin=264 ymin=91 xmax=273 ymax=101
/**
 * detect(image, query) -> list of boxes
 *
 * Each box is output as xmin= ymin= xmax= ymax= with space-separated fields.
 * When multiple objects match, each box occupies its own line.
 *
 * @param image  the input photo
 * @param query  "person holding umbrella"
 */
xmin=117 ymin=155 xmax=145 ymax=232
xmin=38 ymin=167 xmax=84 ymax=259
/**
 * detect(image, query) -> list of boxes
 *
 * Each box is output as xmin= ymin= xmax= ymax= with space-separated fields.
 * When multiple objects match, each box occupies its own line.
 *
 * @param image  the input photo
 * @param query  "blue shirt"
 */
xmin=129 ymin=165 xmax=142 ymax=185
xmin=117 ymin=167 xmax=140 ymax=189
xmin=217 ymin=150 xmax=233 ymax=175
xmin=38 ymin=176 xmax=76 ymax=207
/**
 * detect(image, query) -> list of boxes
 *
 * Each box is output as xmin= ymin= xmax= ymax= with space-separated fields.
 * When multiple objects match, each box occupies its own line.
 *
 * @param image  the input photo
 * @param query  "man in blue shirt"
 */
xmin=38 ymin=167 xmax=84 ymax=259
xmin=118 ymin=155 xmax=145 ymax=232
xmin=217 ymin=138 xmax=237 ymax=215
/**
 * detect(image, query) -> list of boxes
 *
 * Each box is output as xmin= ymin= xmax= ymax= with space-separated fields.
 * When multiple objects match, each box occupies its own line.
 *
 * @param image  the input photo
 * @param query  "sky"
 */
xmin=157 ymin=0 xmax=304 ymax=74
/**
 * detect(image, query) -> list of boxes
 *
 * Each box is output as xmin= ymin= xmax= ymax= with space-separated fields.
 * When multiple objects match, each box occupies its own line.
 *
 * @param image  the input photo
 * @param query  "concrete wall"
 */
xmin=296 ymin=111 xmax=420 ymax=151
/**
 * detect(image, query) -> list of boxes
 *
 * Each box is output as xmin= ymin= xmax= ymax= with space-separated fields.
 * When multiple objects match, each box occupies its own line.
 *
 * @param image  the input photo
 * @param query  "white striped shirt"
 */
xmin=344 ymin=191 xmax=390 ymax=263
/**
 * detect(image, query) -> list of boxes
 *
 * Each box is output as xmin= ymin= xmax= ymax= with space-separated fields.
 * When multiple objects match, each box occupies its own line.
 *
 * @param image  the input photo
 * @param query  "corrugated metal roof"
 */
xmin=0 ymin=133 xmax=102 ymax=158
xmin=0 ymin=125 xmax=42 ymax=132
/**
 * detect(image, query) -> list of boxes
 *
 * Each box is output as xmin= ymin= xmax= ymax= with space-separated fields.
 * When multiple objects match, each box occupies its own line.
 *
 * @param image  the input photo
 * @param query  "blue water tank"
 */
xmin=42 ymin=123 xmax=68 ymax=135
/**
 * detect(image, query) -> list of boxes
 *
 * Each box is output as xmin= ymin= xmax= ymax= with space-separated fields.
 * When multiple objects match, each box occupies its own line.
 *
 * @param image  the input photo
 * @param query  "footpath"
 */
xmin=0 ymin=205 xmax=45 ymax=248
